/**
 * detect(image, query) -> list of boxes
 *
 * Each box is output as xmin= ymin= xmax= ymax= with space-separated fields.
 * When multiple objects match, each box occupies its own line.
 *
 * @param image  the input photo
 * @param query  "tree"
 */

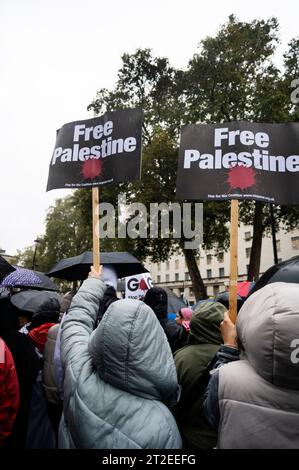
xmin=240 ymin=202 xmax=299 ymax=280
xmin=284 ymin=37 xmax=299 ymax=122
xmin=16 ymin=245 xmax=37 ymax=269
xmin=17 ymin=192 xmax=93 ymax=273
xmin=88 ymin=48 xmax=183 ymax=141
xmin=183 ymin=15 xmax=280 ymax=124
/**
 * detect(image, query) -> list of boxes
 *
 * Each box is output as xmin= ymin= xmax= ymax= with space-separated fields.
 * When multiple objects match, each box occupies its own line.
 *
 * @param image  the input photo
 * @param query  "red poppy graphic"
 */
xmin=81 ymin=159 xmax=103 ymax=180
xmin=226 ymin=165 xmax=256 ymax=190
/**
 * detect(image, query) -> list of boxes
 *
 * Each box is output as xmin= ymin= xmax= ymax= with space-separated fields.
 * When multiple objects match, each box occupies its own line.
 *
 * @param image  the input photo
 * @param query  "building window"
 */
xmin=276 ymin=240 xmax=281 ymax=252
xmin=244 ymin=231 xmax=251 ymax=241
xmin=219 ymin=267 xmax=225 ymax=277
xmin=207 ymin=254 xmax=212 ymax=265
xmin=207 ymin=269 xmax=212 ymax=278
xmin=166 ymin=261 xmax=170 ymax=270
xmin=213 ymin=285 xmax=220 ymax=296
xmin=166 ymin=274 xmax=169 ymax=282
xmin=157 ymin=275 xmax=161 ymax=283
xmin=217 ymin=252 xmax=224 ymax=263
xmin=175 ymin=273 xmax=179 ymax=282
xmin=185 ymin=271 xmax=190 ymax=281
xmin=175 ymin=259 xmax=179 ymax=269
xmin=246 ymin=247 xmax=251 ymax=258
xmin=157 ymin=263 xmax=161 ymax=270
xmin=291 ymin=237 xmax=299 ymax=250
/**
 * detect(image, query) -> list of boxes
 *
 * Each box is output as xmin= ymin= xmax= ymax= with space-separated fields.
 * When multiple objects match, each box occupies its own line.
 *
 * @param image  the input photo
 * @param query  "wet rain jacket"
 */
xmin=59 ymin=277 xmax=182 ymax=449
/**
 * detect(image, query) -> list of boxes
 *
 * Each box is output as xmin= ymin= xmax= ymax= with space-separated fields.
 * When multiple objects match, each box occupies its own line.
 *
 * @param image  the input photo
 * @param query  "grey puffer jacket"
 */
xmin=215 ymin=282 xmax=299 ymax=449
xmin=59 ymin=277 xmax=182 ymax=449
xmin=43 ymin=324 xmax=60 ymax=405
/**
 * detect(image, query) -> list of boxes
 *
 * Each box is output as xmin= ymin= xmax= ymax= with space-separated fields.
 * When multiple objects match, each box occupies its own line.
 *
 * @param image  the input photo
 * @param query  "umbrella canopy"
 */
xmin=0 ymin=255 xmax=15 ymax=282
xmin=237 ymin=281 xmax=255 ymax=298
xmin=248 ymin=255 xmax=299 ymax=297
xmin=47 ymin=251 xmax=149 ymax=281
xmin=10 ymin=289 xmax=61 ymax=313
xmin=215 ymin=290 xmax=244 ymax=304
xmin=0 ymin=266 xmax=59 ymax=291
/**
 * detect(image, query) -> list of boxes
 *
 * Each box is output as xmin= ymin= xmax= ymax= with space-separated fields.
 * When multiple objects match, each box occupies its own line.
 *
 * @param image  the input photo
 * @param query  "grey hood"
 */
xmin=237 ymin=282 xmax=299 ymax=390
xmin=88 ymin=298 xmax=179 ymax=405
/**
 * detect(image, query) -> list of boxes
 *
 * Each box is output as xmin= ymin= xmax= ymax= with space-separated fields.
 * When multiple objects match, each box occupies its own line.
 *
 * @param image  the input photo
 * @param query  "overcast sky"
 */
xmin=0 ymin=0 xmax=298 ymax=255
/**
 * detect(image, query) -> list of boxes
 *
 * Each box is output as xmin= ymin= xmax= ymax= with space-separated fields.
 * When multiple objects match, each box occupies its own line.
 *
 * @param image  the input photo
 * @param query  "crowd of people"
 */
xmin=0 ymin=262 xmax=299 ymax=449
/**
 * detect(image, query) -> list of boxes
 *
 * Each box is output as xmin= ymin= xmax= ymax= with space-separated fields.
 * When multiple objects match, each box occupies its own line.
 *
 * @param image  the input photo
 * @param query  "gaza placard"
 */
xmin=125 ymin=273 xmax=153 ymax=300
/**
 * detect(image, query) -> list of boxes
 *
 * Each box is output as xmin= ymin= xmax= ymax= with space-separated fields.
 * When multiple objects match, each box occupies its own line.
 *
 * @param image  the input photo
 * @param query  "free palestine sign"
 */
xmin=46 ymin=108 xmax=142 ymax=191
xmin=176 ymin=122 xmax=299 ymax=204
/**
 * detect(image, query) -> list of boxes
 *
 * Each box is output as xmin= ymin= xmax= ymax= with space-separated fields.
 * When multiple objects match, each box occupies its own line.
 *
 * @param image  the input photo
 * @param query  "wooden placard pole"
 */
xmin=92 ymin=187 xmax=100 ymax=270
xmin=229 ymin=199 xmax=239 ymax=324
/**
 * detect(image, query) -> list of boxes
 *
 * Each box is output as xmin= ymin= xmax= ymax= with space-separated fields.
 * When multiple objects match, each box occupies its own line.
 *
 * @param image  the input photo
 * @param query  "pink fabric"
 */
xmin=180 ymin=308 xmax=193 ymax=332
xmin=182 ymin=321 xmax=190 ymax=332
xmin=180 ymin=308 xmax=193 ymax=321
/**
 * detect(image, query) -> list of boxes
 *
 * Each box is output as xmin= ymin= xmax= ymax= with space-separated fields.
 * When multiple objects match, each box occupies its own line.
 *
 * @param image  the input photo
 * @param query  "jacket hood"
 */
xmin=237 ymin=282 xmax=299 ymax=390
xmin=29 ymin=297 xmax=60 ymax=330
xmin=143 ymin=287 xmax=168 ymax=319
xmin=88 ymin=299 xmax=179 ymax=405
xmin=189 ymin=301 xmax=226 ymax=345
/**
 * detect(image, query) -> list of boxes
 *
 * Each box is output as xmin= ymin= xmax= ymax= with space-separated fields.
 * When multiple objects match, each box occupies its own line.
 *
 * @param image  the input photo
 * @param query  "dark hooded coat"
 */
xmin=173 ymin=301 xmax=226 ymax=449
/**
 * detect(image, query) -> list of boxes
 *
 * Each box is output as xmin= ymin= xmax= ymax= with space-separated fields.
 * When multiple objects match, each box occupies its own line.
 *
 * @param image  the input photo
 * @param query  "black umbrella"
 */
xmin=47 ymin=251 xmax=149 ymax=281
xmin=248 ymin=255 xmax=299 ymax=297
xmin=10 ymin=289 xmax=61 ymax=313
xmin=0 ymin=266 xmax=59 ymax=291
xmin=0 ymin=255 xmax=15 ymax=282
xmin=214 ymin=291 xmax=244 ymax=312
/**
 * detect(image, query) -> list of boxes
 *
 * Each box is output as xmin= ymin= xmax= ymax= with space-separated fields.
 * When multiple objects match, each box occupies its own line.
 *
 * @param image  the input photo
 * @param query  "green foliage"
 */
xmin=17 ymin=192 xmax=93 ymax=273
xmin=41 ymin=195 xmax=92 ymax=270
xmin=88 ymin=48 xmax=182 ymax=141
xmin=183 ymin=15 xmax=280 ymax=123
xmin=16 ymin=245 xmax=36 ymax=269
xmin=284 ymin=37 xmax=299 ymax=121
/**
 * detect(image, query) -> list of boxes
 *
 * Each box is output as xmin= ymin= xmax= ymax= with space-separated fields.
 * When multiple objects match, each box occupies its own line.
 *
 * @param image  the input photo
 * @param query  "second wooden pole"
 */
xmin=92 ymin=186 xmax=100 ymax=270
xmin=229 ymin=199 xmax=239 ymax=324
